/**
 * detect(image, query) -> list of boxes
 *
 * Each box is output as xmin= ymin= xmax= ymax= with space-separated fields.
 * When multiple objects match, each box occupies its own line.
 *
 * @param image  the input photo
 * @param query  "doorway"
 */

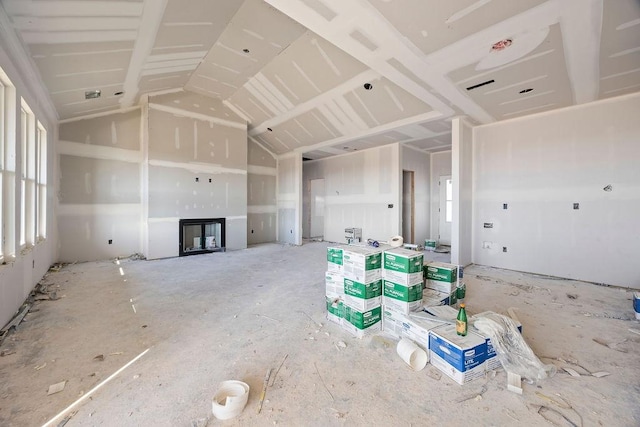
xmin=438 ymin=175 xmax=452 ymax=246
xmin=402 ymin=170 xmax=415 ymax=244
xmin=309 ymin=178 xmax=325 ymax=239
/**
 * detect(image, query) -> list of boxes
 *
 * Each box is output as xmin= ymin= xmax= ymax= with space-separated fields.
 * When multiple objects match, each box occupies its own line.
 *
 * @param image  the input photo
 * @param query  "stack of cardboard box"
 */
xmin=382 ymin=248 xmax=424 ymax=314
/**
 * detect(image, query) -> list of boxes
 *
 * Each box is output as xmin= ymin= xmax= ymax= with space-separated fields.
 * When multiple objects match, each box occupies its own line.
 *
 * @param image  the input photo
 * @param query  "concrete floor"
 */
xmin=0 ymin=242 xmax=638 ymax=426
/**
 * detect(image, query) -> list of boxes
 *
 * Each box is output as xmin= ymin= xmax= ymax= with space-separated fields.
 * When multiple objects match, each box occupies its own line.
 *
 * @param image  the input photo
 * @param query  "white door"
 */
xmin=439 ymin=176 xmax=452 ymax=245
xmin=309 ymin=179 xmax=325 ymax=238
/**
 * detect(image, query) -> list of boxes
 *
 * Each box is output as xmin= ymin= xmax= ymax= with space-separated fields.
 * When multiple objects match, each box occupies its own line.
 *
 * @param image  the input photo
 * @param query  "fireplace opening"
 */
xmin=179 ymin=218 xmax=225 ymax=256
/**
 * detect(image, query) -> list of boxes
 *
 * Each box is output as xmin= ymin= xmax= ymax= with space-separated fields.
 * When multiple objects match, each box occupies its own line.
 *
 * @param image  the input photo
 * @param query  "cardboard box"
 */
xmin=470 ymin=311 xmax=523 ymax=371
xmin=423 ymin=305 xmax=459 ymax=320
xmin=383 ymin=269 xmax=423 ymax=285
xmin=382 ymin=308 xmax=446 ymax=353
xmin=327 ymin=246 xmax=345 ymax=273
xmin=326 ymin=296 xmax=344 ymax=325
xmin=382 ymin=280 xmax=423 ymax=314
xmin=344 ymin=278 xmax=382 ymax=311
xmin=383 ymin=248 xmax=423 ymax=273
xmin=425 ymin=279 xmax=457 ymax=294
xmin=342 ymin=305 xmax=382 ymax=338
xmin=429 ymin=324 xmax=487 ymax=385
xmin=424 ymin=262 xmax=458 ymax=282
xmin=425 ymin=239 xmax=437 ymax=251
xmin=343 ymin=246 xmax=383 ymax=282
xmin=422 ymin=288 xmax=451 ymax=307
xmin=325 ymin=271 xmax=344 ymax=297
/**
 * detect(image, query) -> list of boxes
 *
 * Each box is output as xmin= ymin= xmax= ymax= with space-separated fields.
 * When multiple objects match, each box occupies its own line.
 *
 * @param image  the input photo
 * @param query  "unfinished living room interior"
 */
xmin=0 ymin=0 xmax=639 ymax=425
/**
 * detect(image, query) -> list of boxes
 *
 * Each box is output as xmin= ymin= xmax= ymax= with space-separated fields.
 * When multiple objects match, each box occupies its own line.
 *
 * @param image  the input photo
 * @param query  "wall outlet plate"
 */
xmin=484 ymin=222 xmax=493 ymax=228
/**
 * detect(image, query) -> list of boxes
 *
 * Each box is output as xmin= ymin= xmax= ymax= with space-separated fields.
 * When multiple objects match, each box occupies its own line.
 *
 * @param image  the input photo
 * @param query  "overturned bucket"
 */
xmin=211 ymin=380 xmax=250 ymax=420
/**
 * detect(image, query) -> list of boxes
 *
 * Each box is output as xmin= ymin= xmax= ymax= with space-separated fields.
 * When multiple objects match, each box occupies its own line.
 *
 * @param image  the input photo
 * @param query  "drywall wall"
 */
xmin=473 ymin=92 xmax=640 ymax=288
xmin=0 ymin=41 xmax=56 ymax=327
xmin=277 ymin=153 xmax=302 ymax=245
xmin=430 ymin=150 xmax=452 ymax=243
xmin=58 ymin=109 xmax=142 ymax=262
xmin=401 ymin=146 xmax=430 ymax=246
xmin=302 ymin=144 xmax=401 ymax=244
xmin=247 ymin=140 xmax=277 ymax=244
xmin=451 ymin=118 xmax=473 ymax=267
xmin=146 ymin=91 xmax=248 ymax=259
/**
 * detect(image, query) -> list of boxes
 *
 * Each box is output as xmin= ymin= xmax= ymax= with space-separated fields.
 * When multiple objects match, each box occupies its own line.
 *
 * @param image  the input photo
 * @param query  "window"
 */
xmin=445 ymin=178 xmax=453 ymax=223
xmin=20 ymin=99 xmax=36 ymax=247
xmin=36 ymin=122 xmax=46 ymax=240
xmin=0 ymin=67 xmax=16 ymax=260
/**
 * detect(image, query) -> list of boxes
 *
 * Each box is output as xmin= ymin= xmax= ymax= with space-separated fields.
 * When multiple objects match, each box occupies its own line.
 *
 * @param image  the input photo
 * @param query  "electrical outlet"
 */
xmin=573 ymin=203 xmax=579 ymax=210
xmin=503 ymin=203 xmax=508 ymax=210
xmin=388 ymin=204 xmax=393 ymax=208
xmin=251 ymin=229 xmax=254 ymax=234
xmin=484 ymin=222 xmax=493 ymax=228
xmin=209 ymin=178 xmax=212 ymax=183
xmin=195 ymin=177 xmax=199 ymax=182
xmin=108 ymin=239 xmax=113 ymax=244
xmin=503 ymin=246 xmax=507 ymax=252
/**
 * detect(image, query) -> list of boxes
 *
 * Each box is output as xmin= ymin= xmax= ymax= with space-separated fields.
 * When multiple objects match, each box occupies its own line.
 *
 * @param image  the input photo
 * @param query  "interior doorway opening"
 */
xmin=402 ymin=170 xmax=415 ymax=244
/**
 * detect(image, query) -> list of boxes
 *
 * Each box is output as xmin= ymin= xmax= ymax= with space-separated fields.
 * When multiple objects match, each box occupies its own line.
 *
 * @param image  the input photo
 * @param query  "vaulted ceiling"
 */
xmin=2 ymin=0 xmax=639 ymax=159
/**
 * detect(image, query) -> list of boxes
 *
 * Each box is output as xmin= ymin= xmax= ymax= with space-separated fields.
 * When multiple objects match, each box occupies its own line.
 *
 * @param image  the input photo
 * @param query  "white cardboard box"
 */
xmin=325 ymin=271 xmax=345 ymax=297
xmin=383 ymin=269 xmax=423 ymax=285
xmin=429 ymin=324 xmax=487 ymax=385
xmin=382 ymin=308 xmax=446 ymax=354
xmin=342 ymin=246 xmax=383 ymax=283
xmin=424 ymin=279 xmax=457 ymax=294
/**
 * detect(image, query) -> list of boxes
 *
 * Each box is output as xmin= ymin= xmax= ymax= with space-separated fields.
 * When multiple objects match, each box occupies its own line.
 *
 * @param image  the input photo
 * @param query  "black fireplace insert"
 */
xmin=179 ymin=218 xmax=225 ymax=256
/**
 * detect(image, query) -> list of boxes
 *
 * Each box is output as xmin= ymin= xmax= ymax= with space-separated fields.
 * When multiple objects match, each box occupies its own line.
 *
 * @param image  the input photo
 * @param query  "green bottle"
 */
xmin=456 ymin=303 xmax=467 ymax=336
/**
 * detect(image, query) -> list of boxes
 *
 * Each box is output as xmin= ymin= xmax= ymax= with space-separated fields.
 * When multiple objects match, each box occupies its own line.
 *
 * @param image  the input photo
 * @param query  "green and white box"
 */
xmin=424 ymin=262 xmax=458 ymax=282
xmin=344 ymin=278 xmax=382 ymax=311
xmin=342 ymin=305 xmax=382 ymax=338
xmin=327 ymin=246 xmax=345 ymax=273
xmin=425 ymin=279 xmax=457 ymax=294
xmin=383 ymin=248 xmax=423 ymax=285
xmin=382 ymin=280 xmax=423 ymax=314
xmin=425 ymin=239 xmax=437 ymax=251
xmin=343 ymin=246 xmax=383 ymax=283
xmin=325 ymin=271 xmax=345 ymax=297
xmin=326 ymin=296 xmax=344 ymax=325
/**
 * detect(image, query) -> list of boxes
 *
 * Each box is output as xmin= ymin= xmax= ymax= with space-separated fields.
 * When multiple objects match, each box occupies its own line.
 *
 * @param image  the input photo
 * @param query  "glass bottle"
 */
xmin=456 ymin=303 xmax=467 ymax=336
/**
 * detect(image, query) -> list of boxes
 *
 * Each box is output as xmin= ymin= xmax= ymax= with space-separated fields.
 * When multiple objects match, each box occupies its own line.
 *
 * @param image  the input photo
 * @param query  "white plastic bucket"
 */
xmin=211 ymin=380 xmax=250 ymax=420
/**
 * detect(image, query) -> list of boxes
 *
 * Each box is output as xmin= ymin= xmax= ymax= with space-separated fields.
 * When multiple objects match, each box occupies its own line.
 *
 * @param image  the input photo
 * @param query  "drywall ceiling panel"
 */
xmin=150 ymin=90 xmax=244 ymax=123
xmin=257 ymin=32 xmax=369 ymax=105
xmin=302 ymin=150 xmax=333 ymax=160
xmin=449 ymin=24 xmax=572 ymax=120
xmin=230 ymin=91 xmax=275 ymax=124
xmin=406 ymin=134 xmax=452 ymax=151
xmin=152 ymin=0 xmax=241 ymax=50
xmin=367 ymin=0 xmax=547 ymax=56
xmin=598 ymin=0 xmax=640 ymax=99
xmin=57 ymin=96 xmax=125 ymax=120
xmin=345 ymin=77 xmax=433 ymax=124
xmin=138 ymin=74 xmax=192 ymax=94
xmin=419 ymin=119 xmax=451 ymax=134
xmin=186 ymin=0 xmax=306 ymax=99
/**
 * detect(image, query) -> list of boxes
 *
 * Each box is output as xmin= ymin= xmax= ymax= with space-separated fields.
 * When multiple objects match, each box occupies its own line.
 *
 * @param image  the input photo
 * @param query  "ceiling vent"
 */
xmin=466 ymin=79 xmax=495 ymax=91
xmin=85 ymin=90 xmax=101 ymax=100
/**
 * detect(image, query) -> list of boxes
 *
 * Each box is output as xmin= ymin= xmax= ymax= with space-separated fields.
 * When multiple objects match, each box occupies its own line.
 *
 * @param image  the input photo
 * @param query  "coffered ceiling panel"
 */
xmin=2 ymin=0 xmax=639 ymax=156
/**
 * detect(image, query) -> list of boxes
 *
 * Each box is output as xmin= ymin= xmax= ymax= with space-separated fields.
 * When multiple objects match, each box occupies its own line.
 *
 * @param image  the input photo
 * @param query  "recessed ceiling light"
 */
xmin=363 ymin=83 xmax=373 ymax=90
xmin=85 ymin=89 xmax=101 ymax=99
xmin=267 ymin=127 xmax=272 ymax=132
xmin=519 ymin=88 xmax=533 ymax=94
xmin=114 ymin=91 xmax=124 ymax=96
xmin=243 ymin=48 xmax=250 ymax=53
